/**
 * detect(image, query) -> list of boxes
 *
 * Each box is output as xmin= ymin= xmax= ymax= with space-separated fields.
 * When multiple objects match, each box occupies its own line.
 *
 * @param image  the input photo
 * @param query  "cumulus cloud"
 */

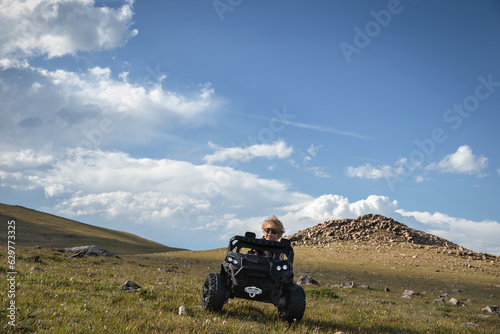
xmin=286 ymin=194 xmax=399 ymax=223
xmin=0 ymin=0 xmax=137 ymax=59
xmin=1 ymin=146 xmax=497 ymax=253
xmin=348 ymin=146 xmax=489 ymax=183
xmin=0 ymin=64 xmax=218 ymax=150
xmin=203 ymin=140 xmax=293 ymax=164
xmin=0 ymin=147 xmax=309 ymax=211
xmin=54 ymin=191 xmax=211 ymax=221
xmin=0 ymin=147 xmax=313 ymax=248
xmin=426 ymin=145 xmax=488 ymax=176
xmin=0 ymin=149 xmax=53 ymax=169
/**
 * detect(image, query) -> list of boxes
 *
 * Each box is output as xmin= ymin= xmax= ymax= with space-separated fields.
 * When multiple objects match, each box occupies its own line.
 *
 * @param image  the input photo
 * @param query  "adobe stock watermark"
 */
xmin=180 ymin=106 xmax=295 ymax=222
xmin=143 ymin=63 xmax=167 ymax=84
xmin=339 ymin=0 xmax=411 ymax=64
xmin=213 ymin=0 xmax=244 ymax=21
xmin=6 ymin=219 xmax=17 ymax=327
xmin=385 ymin=73 xmax=499 ymax=191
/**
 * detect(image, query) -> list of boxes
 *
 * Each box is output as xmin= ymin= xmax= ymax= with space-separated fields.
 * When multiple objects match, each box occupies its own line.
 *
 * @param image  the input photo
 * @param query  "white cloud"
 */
xmin=414 ymin=175 xmax=425 ymax=183
xmin=397 ymin=209 xmax=500 ymax=255
xmin=346 ymin=163 xmax=401 ymax=180
xmin=1 ymin=147 xmax=498 ymax=254
xmin=426 ymin=145 xmax=488 ymax=176
xmin=0 ymin=0 xmax=137 ymax=59
xmin=203 ymin=140 xmax=293 ymax=164
xmin=55 ymin=190 xmax=211 ymax=221
xmin=0 ymin=64 xmax=219 ymax=150
xmin=0 ymin=146 xmax=310 ymax=211
xmin=285 ymin=194 xmax=398 ymax=223
xmin=0 ymin=147 xmax=313 ymax=249
xmin=496 ymin=168 xmax=500 ymax=177
xmin=304 ymin=166 xmax=330 ymax=178
xmin=307 ymin=144 xmax=322 ymax=156
xmin=347 ymin=146 xmax=489 ymax=183
xmin=0 ymin=149 xmax=53 ymax=169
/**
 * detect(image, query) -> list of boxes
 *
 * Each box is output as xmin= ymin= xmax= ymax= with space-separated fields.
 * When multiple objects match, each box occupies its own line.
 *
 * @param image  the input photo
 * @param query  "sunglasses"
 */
xmin=264 ymin=228 xmax=278 ymax=235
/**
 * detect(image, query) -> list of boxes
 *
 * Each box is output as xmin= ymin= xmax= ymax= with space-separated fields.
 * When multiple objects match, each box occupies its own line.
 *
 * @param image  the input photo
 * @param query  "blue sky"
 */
xmin=1 ymin=0 xmax=500 ymax=254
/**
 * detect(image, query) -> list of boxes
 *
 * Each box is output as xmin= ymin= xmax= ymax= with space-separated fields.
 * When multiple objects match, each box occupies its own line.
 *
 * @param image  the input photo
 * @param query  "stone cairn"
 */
xmin=287 ymin=214 xmax=497 ymax=260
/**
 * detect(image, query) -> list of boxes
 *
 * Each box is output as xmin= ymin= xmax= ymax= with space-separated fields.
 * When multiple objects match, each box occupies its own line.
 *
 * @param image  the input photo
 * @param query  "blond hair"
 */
xmin=261 ymin=215 xmax=285 ymax=236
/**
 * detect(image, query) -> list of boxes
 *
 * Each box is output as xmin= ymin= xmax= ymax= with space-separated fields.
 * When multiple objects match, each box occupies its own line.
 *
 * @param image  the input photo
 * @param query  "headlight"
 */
xmin=276 ymin=265 xmax=282 ymax=271
xmin=232 ymin=258 xmax=238 ymax=265
xmin=227 ymin=256 xmax=233 ymax=263
xmin=283 ymin=264 xmax=288 ymax=270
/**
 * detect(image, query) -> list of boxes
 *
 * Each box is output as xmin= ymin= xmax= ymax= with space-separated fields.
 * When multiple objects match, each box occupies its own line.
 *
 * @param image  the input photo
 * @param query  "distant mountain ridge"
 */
xmin=287 ymin=213 xmax=497 ymax=260
xmin=0 ymin=203 xmax=183 ymax=255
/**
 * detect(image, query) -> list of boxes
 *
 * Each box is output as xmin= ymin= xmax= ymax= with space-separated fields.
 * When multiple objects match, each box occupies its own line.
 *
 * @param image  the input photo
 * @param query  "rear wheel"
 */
xmin=202 ymin=273 xmax=228 ymax=311
xmin=278 ymin=284 xmax=306 ymax=323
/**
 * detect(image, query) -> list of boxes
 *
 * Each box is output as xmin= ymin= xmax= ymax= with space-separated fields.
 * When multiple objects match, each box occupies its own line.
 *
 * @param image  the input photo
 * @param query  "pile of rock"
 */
xmin=286 ymin=214 xmax=496 ymax=260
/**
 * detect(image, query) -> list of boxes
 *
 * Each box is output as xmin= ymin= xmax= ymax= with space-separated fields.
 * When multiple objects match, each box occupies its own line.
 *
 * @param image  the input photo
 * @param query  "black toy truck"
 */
xmin=202 ymin=232 xmax=306 ymax=323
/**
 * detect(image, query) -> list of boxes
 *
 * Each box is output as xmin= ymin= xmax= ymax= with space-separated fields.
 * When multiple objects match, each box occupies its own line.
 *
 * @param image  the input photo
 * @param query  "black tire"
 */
xmin=202 ymin=272 xmax=228 ymax=311
xmin=278 ymin=284 xmax=306 ymax=323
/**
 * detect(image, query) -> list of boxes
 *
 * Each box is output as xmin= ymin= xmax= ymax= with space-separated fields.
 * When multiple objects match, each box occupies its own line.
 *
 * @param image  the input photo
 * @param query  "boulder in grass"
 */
xmin=121 ymin=280 xmax=141 ymax=292
xmin=297 ymin=274 xmax=320 ymax=286
xmin=482 ymin=305 xmax=500 ymax=316
xmin=449 ymin=297 xmax=467 ymax=306
xmin=56 ymin=245 xmax=115 ymax=257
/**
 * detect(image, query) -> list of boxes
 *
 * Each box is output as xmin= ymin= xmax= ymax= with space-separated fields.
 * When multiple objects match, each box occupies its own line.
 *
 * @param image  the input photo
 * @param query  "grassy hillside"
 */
xmin=1 ymin=242 xmax=498 ymax=333
xmin=0 ymin=203 xmax=183 ymax=255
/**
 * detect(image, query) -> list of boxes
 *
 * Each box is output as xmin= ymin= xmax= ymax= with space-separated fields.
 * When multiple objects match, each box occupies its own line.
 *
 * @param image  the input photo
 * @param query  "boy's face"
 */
xmin=263 ymin=224 xmax=281 ymax=241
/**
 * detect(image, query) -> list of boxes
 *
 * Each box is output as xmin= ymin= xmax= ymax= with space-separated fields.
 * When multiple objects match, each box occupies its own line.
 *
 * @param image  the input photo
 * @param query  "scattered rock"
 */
xmin=158 ymin=266 xmax=178 ymax=272
xmin=332 ymin=281 xmax=370 ymax=289
xmin=482 ymin=305 xmax=500 ymax=316
xmin=384 ymin=287 xmax=390 ymax=292
xmin=297 ymin=274 xmax=320 ymax=286
xmin=448 ymin=298 xmax=467 ymax=306
xmin=121 ymin=280 xmax=141 ymax=292
xmin=462 ymin=321 xmax=479 ymax=327
xmin=157 ymin=280 xmax=171 ymax=286
xmin=402 ymin=289 xmax=420 ymax=297
xmin=336 ymin=281 xmax=357 ymax=288
xmin=26 ymin=255 xmax=42 ymax=263
xmin=70 ymin=252 xmax=86 ymax=259
xmin=178 ymin=306 xmax=185 ymax=315
xmin=56 ymin=245 xmax=115 ymax=257
xmin=433 ymin=297 xmax=446 ymax=303
xmin=31 ymin=266 xmax=44 ymax=272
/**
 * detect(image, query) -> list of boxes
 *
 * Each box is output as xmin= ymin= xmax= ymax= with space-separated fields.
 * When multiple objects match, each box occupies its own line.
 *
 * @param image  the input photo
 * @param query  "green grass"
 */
xmin=1 ymin=243 xmax=499 ymax=333
xmin=0 ymin=203 xmax=183 ymax=254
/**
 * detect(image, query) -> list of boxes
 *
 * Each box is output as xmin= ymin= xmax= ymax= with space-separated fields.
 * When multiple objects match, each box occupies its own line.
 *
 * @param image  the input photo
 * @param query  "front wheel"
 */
xmin=278 ymin=284 xmax=306 ymax=323
xmin=202 ymin=272 xmax=228 ymax=311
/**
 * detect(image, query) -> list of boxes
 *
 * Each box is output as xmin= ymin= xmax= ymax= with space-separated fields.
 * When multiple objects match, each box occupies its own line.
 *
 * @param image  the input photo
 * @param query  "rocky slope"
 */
xmin=286 ymin=214 xmax=497 ymax=260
